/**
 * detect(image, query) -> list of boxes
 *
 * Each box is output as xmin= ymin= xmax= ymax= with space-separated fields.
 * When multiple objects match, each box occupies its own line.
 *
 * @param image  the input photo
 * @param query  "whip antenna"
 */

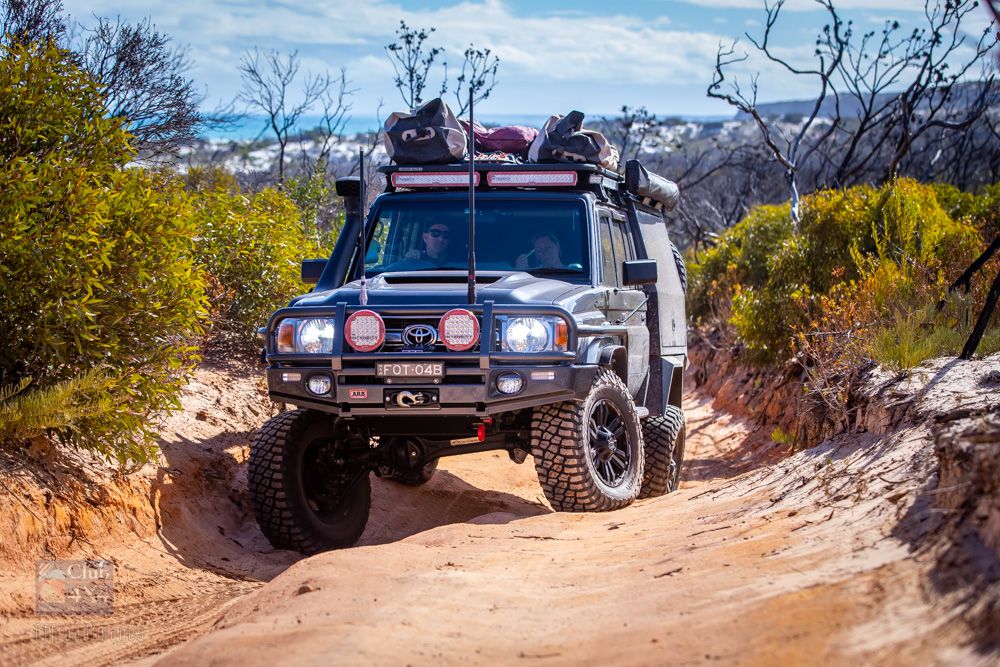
xmin=359 ymin=148 xmax=369 ymax=306
xmin=467 ymin=87 xmax=477 ymax=305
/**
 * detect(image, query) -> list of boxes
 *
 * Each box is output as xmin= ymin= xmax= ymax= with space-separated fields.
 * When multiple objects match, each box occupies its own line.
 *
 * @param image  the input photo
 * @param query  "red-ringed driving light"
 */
xmin=486 ymin=171 xmax=578 ymax=187
xmin=345 ymin=310 xmax=385 ymax=352
xmin=439 ymin=308 xmax=480 ymax=351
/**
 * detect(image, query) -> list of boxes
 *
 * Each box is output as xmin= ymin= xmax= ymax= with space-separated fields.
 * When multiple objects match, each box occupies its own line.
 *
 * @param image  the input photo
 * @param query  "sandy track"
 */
xmin=2 ymin=363 xmax=996 ymax=667
xmin=148 ymin=389 xmax=988 ymax=666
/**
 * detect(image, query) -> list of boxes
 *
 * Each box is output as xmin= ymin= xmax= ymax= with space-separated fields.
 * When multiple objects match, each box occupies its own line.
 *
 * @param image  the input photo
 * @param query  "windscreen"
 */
xmin=363 ymin=197 xmax=589 ymax=280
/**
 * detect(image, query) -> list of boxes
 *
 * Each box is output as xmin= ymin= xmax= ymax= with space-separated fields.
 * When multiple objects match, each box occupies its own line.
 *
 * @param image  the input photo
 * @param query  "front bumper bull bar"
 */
xmin=264 ymin=301 xmax=624 ymax=417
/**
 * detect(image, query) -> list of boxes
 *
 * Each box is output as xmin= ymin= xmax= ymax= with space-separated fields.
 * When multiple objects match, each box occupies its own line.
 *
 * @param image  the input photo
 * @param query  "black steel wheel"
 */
xmin=249 ymin=409 xmax=370 ymax=554
xmin=589 ymin=399 xmax=634 ymax=488
xmin=530 ymin=368 xmax=644 ymax=511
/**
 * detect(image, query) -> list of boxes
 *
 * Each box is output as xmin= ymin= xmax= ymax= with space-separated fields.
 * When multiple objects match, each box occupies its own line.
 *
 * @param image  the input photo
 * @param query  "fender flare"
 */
xmin=597 ymin=345 xmax=628 ymax=386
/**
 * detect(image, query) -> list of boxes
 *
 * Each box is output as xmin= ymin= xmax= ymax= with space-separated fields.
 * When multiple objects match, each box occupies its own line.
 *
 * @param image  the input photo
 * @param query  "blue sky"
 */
xmin=61 ymin=0 xmax=996 ymax=123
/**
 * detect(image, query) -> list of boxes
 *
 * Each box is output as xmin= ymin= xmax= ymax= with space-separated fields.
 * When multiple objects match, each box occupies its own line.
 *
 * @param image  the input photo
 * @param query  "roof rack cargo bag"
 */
xmin=624 ymin=160 xmax=679 ymax=211
xmin=527 ymin=110 xmax=620 ymax=171
xmin=459 ymin=120 xmax=539 ymax=159
xmin=383 ymin=97 xmax=466 ymax=165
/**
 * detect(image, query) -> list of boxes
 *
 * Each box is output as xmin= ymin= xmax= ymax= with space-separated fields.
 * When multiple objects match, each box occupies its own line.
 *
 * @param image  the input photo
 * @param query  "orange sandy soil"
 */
xmin=0 ymin=360 xmax=996 ymax=666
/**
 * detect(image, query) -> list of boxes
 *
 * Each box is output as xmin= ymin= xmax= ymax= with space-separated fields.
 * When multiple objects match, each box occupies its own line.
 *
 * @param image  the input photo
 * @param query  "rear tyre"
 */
xmin=249 ymin=409 xmax=371 ymax=554
xmin=671 ymin=242 xmax=688 ymax=293
xmin=638 ymin=405 xmax=686 ymax=498
xmin=530 ymin=368 xmax=644 ymax=511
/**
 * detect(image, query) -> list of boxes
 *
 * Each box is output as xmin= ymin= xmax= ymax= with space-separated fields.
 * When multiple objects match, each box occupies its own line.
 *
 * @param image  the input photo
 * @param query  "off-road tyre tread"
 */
xmin=249 ymin=409 xmax=370 ymax=554
xmin=530 ymin=368 xmax=644 ymax=512
xmin=671 ymin=242 xmax=688 ymax=293
xmin=638 ymin=406 xmax=685 ymax=499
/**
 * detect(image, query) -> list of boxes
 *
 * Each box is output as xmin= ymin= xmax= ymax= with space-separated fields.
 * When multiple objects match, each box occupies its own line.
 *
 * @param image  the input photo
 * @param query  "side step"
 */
xmin=636 ymin=407 xmax=649 ymax=420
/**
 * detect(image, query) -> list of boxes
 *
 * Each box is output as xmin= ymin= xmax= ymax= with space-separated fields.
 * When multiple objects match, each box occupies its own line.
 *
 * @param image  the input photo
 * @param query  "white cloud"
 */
xmin=62 ymin=0 xmax=731 ymax=103
xmin=58 ymin=0 xmax=996 ymax=118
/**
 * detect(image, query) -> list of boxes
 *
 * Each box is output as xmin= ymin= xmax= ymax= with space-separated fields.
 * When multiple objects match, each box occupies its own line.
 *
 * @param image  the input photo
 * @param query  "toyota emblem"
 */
xmin=401 ymin=324 xmax=437 ymax=348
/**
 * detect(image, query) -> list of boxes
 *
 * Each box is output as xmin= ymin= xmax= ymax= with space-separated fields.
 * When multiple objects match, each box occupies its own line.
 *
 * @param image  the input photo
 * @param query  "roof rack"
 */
xmin=379 ymin=161 xmax=622 ymax=199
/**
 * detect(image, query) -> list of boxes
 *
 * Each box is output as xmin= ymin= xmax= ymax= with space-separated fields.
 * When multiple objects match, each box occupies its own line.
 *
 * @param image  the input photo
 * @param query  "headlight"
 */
xmin=275 ymin=318 xmax=336 ymax=353
xmin=501 ymin=317 xmax=568 ymax=352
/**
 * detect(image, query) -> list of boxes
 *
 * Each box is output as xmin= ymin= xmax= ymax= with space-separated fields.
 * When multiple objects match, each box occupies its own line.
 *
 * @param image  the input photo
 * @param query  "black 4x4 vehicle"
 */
xmin=249 ymin=160 xmax=688 ymax=553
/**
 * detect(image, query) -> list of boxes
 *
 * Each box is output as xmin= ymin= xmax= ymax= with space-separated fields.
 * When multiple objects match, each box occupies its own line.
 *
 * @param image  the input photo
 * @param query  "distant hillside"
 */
xmin=745 ymin=80 xmax=994 ymax=120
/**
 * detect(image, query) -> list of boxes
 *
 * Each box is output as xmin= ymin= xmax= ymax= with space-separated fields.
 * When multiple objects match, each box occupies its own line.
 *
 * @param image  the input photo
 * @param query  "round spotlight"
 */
xmin=496 ymin=372 xmax=524 ymax=395
xmin=307 ymin=374 xmax=332 ymax=396
xmin=345 ymin=309 xmax=385 ymax=352
xmin=439 ymin=309 xmax=480 ymax=351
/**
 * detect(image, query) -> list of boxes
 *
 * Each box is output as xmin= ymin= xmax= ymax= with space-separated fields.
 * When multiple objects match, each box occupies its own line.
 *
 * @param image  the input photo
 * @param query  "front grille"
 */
xmin=345 ymin=314 xmax=495 ymax=353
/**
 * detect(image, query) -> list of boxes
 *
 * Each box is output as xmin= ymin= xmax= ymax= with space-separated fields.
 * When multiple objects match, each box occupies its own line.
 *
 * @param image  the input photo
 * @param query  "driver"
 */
xmin=515 ymin=232 xmax=564 ymax=270
xmin=384 ymin=222 xmax=454 ymax=271
xmin=421 ymin=222 xmax=452 ymax=266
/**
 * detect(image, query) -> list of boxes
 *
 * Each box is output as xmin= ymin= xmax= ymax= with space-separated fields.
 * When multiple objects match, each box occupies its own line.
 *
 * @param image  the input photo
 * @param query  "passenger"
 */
xmin=515 ymin=232 xmax=565 ymax=270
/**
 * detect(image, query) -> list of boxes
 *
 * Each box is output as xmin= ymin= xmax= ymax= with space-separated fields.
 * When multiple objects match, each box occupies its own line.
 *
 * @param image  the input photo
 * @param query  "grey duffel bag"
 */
xmin=528 ymin=110 xmax=619 ymax=170
xmin=384 ymin=98 xmax=466 ymax=165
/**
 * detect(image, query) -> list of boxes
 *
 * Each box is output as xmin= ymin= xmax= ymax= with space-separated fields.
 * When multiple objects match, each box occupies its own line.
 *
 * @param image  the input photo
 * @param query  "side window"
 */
xmin=366 ymin=218 xmax=389 ymax=268
xmin=611 ymin=215 xmax=635 ymax=262
xmin=599 ymin=213 xmax=618 ymax=286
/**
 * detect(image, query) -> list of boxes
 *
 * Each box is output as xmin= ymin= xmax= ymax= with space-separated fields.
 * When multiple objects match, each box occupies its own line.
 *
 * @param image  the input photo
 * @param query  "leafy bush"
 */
xmin=189 ymin=176 xmax=325 ymax=345
xmin=285 ymin=170 xmax=346 ymax=249
xmin=689 ymin=179 xmax=986 ymax=366
xmin=0 ymin=41 xmax=206 ymax=464
xmin=688 ymin=203 xmax=793 ymax=322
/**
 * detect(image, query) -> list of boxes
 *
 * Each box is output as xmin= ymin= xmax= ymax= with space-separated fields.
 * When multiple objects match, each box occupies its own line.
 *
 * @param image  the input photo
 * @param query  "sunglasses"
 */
xmin=427 ymin=229 xmax=450 ymax=239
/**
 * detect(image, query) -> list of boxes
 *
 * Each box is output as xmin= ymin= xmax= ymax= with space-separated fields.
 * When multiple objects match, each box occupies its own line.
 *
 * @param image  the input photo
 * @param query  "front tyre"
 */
xmin=530 ymin=368 xmax=644 ymax=511
xmin=249 ymin=409 xmax=370 ymax=554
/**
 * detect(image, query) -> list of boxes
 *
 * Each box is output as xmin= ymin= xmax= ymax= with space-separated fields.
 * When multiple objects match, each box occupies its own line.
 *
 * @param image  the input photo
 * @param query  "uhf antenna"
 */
xmin=359 ymin=148 xmax=368 ymax=306
xmin=467 ymin=87 xmax=477 ymax=305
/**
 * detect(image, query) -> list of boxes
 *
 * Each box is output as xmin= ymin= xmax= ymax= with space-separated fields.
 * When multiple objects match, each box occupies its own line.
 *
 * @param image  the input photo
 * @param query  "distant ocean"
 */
xmin=203 ymin=112 xmax=732 ymax=141
xmin=207 ymin=113 xmax=554 ymax=141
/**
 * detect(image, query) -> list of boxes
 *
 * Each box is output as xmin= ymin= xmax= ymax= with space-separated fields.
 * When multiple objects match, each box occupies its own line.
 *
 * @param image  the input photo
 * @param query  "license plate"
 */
xmin=375 ymin=362 xmax=444 ymax=378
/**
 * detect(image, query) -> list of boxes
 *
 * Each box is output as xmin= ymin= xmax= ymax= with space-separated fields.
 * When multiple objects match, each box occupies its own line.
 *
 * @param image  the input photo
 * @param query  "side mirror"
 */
xmin=301 ymin=259 xmax=327 ymax=285
xmin=622 ymin=259 xmax=657 ymax=286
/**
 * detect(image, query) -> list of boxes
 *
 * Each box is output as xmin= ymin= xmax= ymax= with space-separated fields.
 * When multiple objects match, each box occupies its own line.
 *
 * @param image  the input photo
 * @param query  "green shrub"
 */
xmin=689 ymin=178 xmax=988 ymax=367
xmin=688 ymin=203 xmax=793 ymax=322
xmin=190 ymin=184 xmax=325 ymax=345
xmin=285 ymin=170 xmax=346 ymax=249
xmin=0 ymin=41 xmax=207 ymax=464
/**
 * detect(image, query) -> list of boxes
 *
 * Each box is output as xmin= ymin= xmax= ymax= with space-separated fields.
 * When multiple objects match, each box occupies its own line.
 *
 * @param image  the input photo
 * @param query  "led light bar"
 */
xmin=486 ymin=171 xmax=578 ymax=187
xmin=391 ymin=172 xmax=481 ymax=188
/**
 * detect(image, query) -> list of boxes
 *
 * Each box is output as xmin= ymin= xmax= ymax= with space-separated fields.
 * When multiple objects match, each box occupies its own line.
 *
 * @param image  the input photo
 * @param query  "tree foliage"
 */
xmin=187 ymin=168 xmax=325 ymax=346
xmin=385 ymin=21 xmax=500 ymax=114
xmin=0 ymin=0 xmax=61 ymax=46
xmin=75 ymin=16 xmax=209 ymax=160
xmin=2 ymin=0 xmax=216 ymax=158
xmin=706 ymin=0 xmax=998 ymax=229
xmin=688 ymin=179 xmax=991 ymax=366
xmin=0 ymin=40 xmax=207 ymax=463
